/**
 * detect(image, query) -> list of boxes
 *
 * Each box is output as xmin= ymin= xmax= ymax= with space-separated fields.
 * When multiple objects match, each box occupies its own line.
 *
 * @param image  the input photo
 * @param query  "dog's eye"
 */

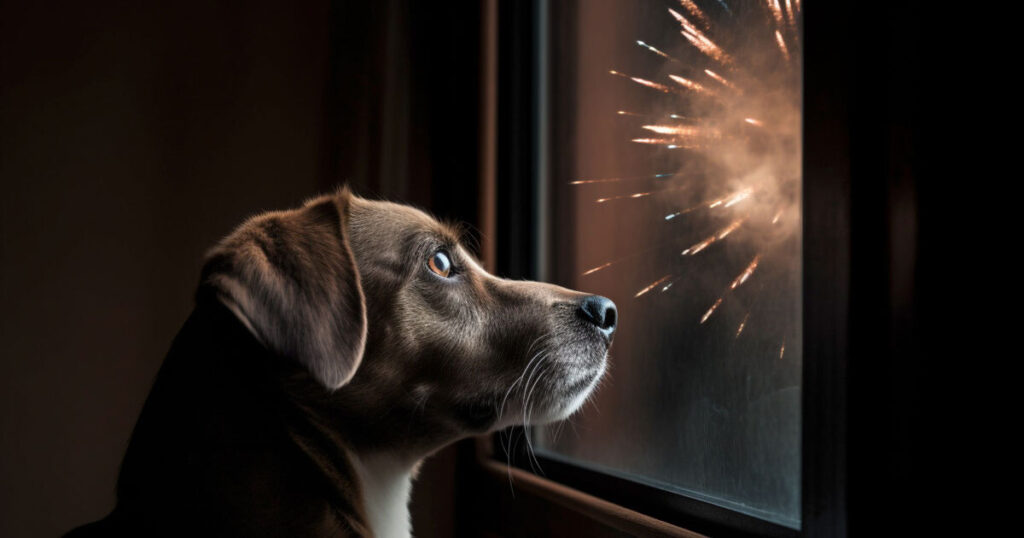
xmin=427 ymin=250 xmax=452 ymax=278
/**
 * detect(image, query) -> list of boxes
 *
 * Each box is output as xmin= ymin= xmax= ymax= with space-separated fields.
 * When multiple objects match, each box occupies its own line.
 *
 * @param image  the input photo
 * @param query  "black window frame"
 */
xmin=489 ymin=1 xmax=917 ymax=536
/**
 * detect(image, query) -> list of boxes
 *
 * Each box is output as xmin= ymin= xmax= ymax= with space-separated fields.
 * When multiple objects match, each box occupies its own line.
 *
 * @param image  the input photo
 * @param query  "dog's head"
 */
xmin=202 ymin=188 xmax=615 ymax=452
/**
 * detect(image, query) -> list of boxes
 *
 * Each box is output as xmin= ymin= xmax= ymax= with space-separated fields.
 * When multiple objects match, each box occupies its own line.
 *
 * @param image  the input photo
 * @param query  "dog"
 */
xmin=65 ymin=188 xmax=616 ymax=537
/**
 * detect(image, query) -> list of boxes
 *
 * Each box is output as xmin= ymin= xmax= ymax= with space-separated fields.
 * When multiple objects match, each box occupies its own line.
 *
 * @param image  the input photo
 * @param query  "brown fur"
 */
xmin=65 ymin=188 xmax=615 ymax=537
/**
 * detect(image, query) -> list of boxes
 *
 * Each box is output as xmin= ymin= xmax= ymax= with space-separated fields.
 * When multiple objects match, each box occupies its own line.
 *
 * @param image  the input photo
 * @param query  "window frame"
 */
xmin=478 ymin=1 xmax=860 ymax=536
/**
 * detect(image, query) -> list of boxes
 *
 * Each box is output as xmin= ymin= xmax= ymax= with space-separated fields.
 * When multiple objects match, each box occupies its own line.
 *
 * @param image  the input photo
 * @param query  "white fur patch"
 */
xmin=351 ymin=453 xmax=416 ymax=538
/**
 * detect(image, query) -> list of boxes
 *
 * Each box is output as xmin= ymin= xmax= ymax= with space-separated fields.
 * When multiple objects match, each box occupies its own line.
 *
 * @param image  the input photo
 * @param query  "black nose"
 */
xmin=578 ymin=295 xmax=617 ymax=336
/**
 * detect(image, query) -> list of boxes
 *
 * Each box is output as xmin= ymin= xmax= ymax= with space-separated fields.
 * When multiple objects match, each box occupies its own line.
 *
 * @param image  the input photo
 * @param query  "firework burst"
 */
xmin=574 ymin=0 xmax=801 ymax=354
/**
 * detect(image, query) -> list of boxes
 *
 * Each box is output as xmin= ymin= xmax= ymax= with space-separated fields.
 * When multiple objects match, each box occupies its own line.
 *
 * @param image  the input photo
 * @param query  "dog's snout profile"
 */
xmin=579 ymin=295 xmax=617 ymax=336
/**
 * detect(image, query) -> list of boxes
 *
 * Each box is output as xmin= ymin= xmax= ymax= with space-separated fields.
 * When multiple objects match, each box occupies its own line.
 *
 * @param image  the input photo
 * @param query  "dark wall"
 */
xmin=327 ymin=0 xmax=482 ymax=230
xmin=0 ymin=2 xmax=332 ymax=535
xmin=0 ymin=2 xmax=480 ymax=537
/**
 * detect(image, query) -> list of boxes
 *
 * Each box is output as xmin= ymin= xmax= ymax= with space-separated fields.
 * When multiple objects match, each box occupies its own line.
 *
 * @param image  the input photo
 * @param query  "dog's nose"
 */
xmin=578 ymin=295 xmax=617 ymax=337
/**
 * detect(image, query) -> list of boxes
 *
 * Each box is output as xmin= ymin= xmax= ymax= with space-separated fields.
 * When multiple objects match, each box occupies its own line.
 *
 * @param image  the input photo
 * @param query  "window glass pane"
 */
xmin=535 ymin=0 xmax=802 ymax=527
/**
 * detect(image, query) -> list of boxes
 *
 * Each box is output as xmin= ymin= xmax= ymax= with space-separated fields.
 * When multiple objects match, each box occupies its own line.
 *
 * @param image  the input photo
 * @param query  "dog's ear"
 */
xmin=201 ymin=188 xmax=367 ymax=390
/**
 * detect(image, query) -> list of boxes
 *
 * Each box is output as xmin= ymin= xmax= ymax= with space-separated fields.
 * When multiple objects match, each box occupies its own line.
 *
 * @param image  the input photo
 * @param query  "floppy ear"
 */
xmin=201 ymin=189 xmax=367 ymax=390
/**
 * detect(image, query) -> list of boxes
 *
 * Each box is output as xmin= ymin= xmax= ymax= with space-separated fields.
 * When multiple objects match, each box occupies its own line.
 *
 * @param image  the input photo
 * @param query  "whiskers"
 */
xmin=496 ymin=334 xmax=611 ymax=491
xmin=522 ymin=361 xmax=554 ymax=474
xmin=495 ymin=332 xmax=555 ymax=489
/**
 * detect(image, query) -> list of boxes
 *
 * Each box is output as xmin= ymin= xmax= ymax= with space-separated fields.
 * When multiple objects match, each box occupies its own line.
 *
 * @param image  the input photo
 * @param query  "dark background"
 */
xmin=0 ymin=1 xmax=481 ymax=536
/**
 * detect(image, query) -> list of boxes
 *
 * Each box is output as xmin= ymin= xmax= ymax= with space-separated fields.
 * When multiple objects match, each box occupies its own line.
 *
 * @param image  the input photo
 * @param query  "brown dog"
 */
xmin=66 ymin=188 xmax=616 ymax=537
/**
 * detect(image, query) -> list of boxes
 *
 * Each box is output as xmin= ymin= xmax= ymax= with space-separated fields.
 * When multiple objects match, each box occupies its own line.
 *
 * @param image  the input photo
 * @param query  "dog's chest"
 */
xmin=351 ymin=453 xmax=415 ymax=538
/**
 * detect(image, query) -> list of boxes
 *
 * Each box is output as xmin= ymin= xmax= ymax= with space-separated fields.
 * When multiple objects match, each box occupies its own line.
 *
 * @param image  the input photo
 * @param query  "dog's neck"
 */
xmin=115 ymin=297 xmax=439 ymax=536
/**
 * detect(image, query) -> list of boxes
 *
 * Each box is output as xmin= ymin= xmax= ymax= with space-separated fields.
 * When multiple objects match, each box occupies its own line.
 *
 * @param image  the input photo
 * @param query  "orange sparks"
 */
xmin=779 ymin=341 xmax=786 ymax=359
xmin=704 ymin=69 xmax=738 ymax=91
xmin=597 ymin=185 xmax=688 ymax=203
xmin=682 ymin=236 xmax=715 ymax=256
xmin=700 ymin=298 xmax=723 ymax=324
xmin=677 ymin=0 xmax=710 ymax=29
xmin=775 ymin=31 xmax=790 ymax=61
xmin=635 ymin=275 xmax=672 ymax=298
xmin=668 ymin=8 xmax=732 ymax=64
xmin=570 ymin=173 xmax=672 ymax=185
xmin=610 ymin=70 xmax=671 ymax=93
xmin=617 ymin=111 xmax=692 ymax=121
xmin=641 ymin=125 xmax=721 ymax=143
xmin=669 ymin=74 xmax=713 ymax=95
xmin=636 ymin=41 xmax=679 ymax=63
xmin=768 ymin=0 xmax=786 ymax=29
xmin=707 ymin=187 xmax=753 ymax=209
xmin=665 ymin=201 xmax=706 ymax=220
xmin=744 ymin=117 xmax=764 ymax=127
xmin=666 ymin=189 xmax=753 ymax=220
xmin=682 ymin=219 xmax=744 ymax=255
xmin=597 ymin=191 xmax=652 ymax=203
xmin=582 ymin=262 xmax=613 ymax=276
xmin=717 ymin=218 xmax=745 ymax=239
xmin=729 ymin=255 xmax=761 ymax=289
xmin=772 ymin=209 xmax=784 ymax=224
xmin=723 ymin=188 xmax=753 ymax=207
xmin=736 ymin=312 xmax=750 ymax=337
xmin=642 ymin=124 xmax=695 ymax=136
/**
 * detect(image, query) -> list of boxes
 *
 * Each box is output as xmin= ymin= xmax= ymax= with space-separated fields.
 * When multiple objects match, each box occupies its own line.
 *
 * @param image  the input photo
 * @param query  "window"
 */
xmin=497 ymin=0 xmax=804 ymax=535
xmin=478 ymin=0 xmax=929 ymax=535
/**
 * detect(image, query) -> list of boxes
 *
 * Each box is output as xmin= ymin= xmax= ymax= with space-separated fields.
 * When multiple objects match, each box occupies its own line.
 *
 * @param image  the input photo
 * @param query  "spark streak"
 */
xmin=681 ymin=219 xmax=744 ymax=255
xmin=663 ymin=188 xmax=753 ymax=220
xmin=682 ymin=236 xmax=715 ymax=256
xmin=677 ymin=0 xmax=710 ymax=29
xmin=581 ymin=239 xmax=690 ymax=277
xmin=582 ymin=262 xmax=613 ymax=276
xmin=722 ymin=188 xmax=753 ymax=207
xmin=701 ymin=297 xmax=723 ymax=324
xmin=642 ymin=124 xmax=698 ymax=136
xmin=768 ymin=0 xmax=785 ymax=28
xmin=630 ymin=138 xmax=689 ymax=147
xmin=617 ymin=110 xmax=692 ymax=121
xmin=610 ymin=70 xmax=671 ymax=93
xmin=641 ymin=125 xmax=721 ymax=143
xmin=596 ymin=185 xmax=689 ymax=203
xmin=775 ymin=31 xmax=790 ymax=61
xmin=706 ymin=187 xmax=753 ymax=209
xmin=736 ymin=312 xmax=750 ymax=337
xmin=635 ymin=275 xmax=672 ymax=298
xmin=669 ymin=74 xmax=714 ymax=95
xmin=636 ymin=41 xmax=680 ymax=63
xmin=668 ymin=8 xmax=732 ymax=65
xmin=717 ymin=219 xmax=744 ymax=239
xmin=704 ymin=69 xmax=738 ymax=91
xmin=729 ymin=255 xmax=761 ymax=289
xmin=570 ymin=173 xmax=673 ymax=185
